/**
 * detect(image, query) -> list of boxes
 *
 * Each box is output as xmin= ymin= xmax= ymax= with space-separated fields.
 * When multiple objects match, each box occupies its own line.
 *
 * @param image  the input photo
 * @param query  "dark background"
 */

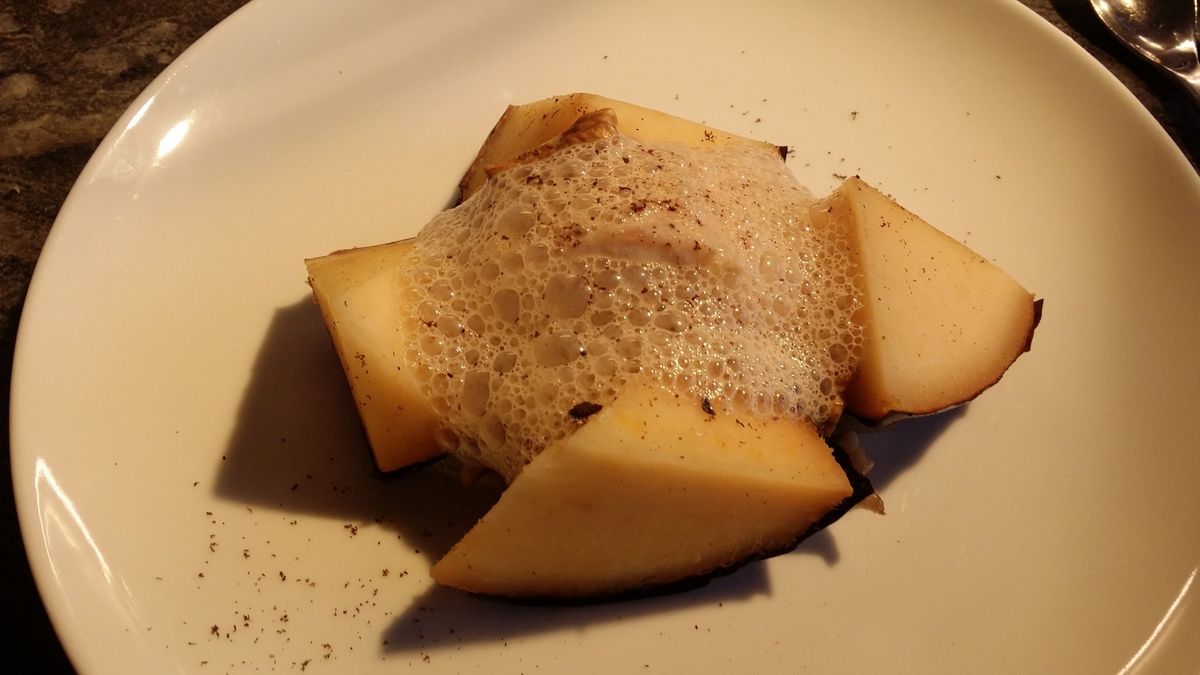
xmin=2 ymin=0 xmax=1197 ymax=672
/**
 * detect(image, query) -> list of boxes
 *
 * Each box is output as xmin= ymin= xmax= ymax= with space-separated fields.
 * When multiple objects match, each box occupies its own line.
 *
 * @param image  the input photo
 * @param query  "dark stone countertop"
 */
xmin=1 ymin=1 xmax=1197 ymax=672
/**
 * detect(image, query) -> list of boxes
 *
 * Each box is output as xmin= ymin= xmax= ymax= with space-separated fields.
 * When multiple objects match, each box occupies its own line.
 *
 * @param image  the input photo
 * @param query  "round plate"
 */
xmin=13 ymin=0 xmax=1200 ymax=672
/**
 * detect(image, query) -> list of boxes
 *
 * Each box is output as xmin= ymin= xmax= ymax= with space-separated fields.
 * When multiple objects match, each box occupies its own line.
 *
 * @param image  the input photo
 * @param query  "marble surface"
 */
xmin=1 ymin=0 xmax=1196 ymax=672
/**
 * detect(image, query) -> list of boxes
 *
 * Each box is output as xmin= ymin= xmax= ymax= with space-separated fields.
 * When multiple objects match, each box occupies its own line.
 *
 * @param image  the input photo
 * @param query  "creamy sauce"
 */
xmin=403 ymin=115 xmax=861 ymax=481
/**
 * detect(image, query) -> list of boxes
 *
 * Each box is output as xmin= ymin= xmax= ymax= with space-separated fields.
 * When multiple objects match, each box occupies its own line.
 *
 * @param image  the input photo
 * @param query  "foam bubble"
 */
xmin=406 ymin=126 xmax=861 ymax=481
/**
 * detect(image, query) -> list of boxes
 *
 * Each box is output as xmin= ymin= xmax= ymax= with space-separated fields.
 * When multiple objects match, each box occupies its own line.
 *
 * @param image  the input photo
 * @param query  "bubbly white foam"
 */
xmin=403 ymin=121 xmax=861 ymax=481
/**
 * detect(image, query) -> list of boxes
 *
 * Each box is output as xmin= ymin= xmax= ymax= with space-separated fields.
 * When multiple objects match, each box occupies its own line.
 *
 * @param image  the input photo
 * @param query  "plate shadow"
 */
xmin=215 ymin=296 xmax=951 ymax=653
xmin=853 ymin=407 xmax=965 ymax=493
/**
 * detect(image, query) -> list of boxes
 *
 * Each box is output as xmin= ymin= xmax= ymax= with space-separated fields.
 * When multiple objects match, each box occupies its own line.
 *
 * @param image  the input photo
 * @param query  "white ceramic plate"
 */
xmin=13 ymin=0 xmax=1200 ymax=672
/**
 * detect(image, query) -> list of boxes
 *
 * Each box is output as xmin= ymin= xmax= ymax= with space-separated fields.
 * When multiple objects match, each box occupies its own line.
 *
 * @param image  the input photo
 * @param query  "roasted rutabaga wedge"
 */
xmin=430 ymin=379 xmax=854 ymax=599
xmin=457 ymin=92 xmax=785 ymax=201
xmin=305 ymin=92 xmax=1041 ymax=600
xmin=814 ymin=178 xmax=1042 ymax=423
xmin=305 ymin=240 xmax=439 ymax=472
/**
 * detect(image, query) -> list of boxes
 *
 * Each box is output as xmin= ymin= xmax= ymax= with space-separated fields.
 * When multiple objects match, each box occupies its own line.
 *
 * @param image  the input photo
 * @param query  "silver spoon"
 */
xmin=1090 ymin=0 xmax=1200 ymax=103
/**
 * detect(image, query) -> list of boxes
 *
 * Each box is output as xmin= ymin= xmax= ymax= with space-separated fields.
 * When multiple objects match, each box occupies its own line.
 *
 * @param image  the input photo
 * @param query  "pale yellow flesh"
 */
xmin=458 ymin=92 xmax=782 ymax=201
xmin=431 ymin=380 xmax=852 ymax=599
xmin=827 ymin=177 xmax=1038 ymax=422
xmin=305 ymin=240 xmax=440 ymax=472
